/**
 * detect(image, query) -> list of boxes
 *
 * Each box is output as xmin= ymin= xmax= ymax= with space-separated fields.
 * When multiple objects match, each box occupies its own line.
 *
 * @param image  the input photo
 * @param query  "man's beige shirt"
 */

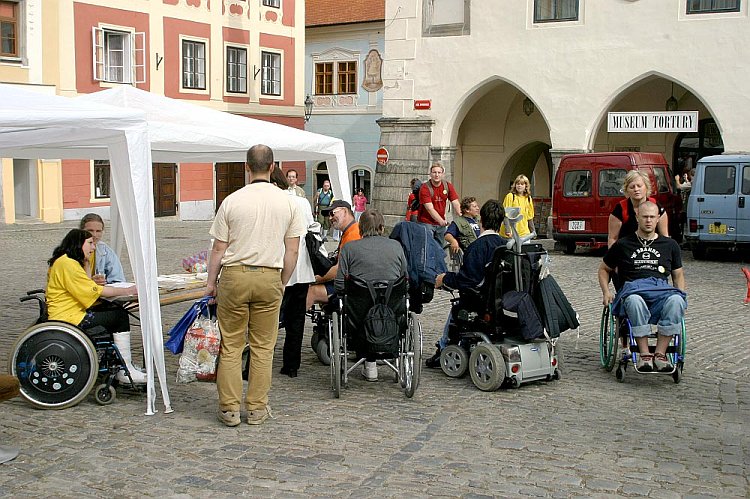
xmin=210 ymin=181 xmax=307 ymax=268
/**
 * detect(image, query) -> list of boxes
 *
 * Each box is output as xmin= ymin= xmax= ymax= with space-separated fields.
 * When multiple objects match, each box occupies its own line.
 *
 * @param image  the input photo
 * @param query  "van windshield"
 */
xmin=598 ymin=169 xmax=626 ymax=197
xmin=704 ymin=165 xmax=736 ymax=195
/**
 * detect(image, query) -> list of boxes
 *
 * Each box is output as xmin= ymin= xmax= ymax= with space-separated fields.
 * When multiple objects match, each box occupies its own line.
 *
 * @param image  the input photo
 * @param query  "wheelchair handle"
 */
xmin=26 ymin=289 xmax=45 ymax=296
xmin=20 ymin=295 xmax=39 ymax=303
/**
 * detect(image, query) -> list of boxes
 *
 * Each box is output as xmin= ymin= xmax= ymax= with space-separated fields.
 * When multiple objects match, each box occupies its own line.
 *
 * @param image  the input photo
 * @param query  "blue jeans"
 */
xmin=623 ymin=294 xmax=686 ymax=338
xmin=438 ymin=312 xmax=452 ymax=349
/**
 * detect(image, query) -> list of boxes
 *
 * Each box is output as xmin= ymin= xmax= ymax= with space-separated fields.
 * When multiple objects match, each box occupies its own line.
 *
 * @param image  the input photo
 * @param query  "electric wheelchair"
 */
xmin=327 ymin=276 xmax=422 ymax=398
xmin=9 ymin=290 xmax=144 ymax=409
xmin=439 ymin=243 xmax=562 ymax=391
xmin=599 ymin=302 xmax=686 ymax=384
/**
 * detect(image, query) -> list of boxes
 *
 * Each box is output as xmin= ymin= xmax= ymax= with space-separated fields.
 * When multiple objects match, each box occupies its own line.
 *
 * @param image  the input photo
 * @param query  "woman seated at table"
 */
xmin=80 ymin=213 xmax=126 ymax=285
xmin=47 ymin=229 xmax=145 ymax=384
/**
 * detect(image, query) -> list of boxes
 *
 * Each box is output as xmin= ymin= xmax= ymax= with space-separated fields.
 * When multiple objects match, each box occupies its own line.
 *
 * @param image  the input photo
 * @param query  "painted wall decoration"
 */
xmin=361 ymin=49 xmax=382 ymax=93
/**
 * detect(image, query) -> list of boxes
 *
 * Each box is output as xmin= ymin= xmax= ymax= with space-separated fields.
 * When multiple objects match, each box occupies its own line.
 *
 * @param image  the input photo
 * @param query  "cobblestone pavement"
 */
xmin=0 ymin=219 xmax=748 ymax=498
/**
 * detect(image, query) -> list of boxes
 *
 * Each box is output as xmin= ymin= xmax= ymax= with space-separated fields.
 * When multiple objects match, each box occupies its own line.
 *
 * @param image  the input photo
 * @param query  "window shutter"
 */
xmin=92 ymin=27 xmax=104 ymax=81
xmin=133 ymin=31 xmax=146 ymax=84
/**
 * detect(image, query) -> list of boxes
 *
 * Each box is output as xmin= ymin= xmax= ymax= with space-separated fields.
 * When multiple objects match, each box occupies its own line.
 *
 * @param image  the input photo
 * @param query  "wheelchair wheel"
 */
xmin=599 ymin=305 xmax=618 ymax=371
xmin=315 ymin=334 xmax=331 ymax=366
xmin=469 ymin=343 xmax=505 ymax=392
xmin=9 ymin=321 xmax=99 ymax=410
xmin=330 ymin=313 xmax=341 ymax=399
xmin=616 ymin=364 xmax=626 ymax=383
xmin=310 ymin=330 xmax=319 ymax=350
xmin=403 ymin=312 xmax=422 ymax=398
xmin=94 ymin=383 xmax=116 ymax=405
xmin=440 ymin=345 xmax=469 ymax=378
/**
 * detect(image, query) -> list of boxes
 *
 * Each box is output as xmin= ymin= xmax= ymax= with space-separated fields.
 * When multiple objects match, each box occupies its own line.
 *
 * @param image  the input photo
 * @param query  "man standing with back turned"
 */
xmin=206 ymin=144 xmax=306 ymax=427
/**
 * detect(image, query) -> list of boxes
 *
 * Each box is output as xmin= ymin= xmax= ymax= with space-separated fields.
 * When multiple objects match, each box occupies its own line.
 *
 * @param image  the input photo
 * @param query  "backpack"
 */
xmin=317 ymin=189 xmax=333 ymax=208
xmin=409 ymin=180 xmax=422 ymax=212
xmin=501 ymin=290 xmax=545 ymax=340
xmin=363 ymin=281 xmax=401 ymax=355
xmin=305 ymin=230 xmax=334 ymax=277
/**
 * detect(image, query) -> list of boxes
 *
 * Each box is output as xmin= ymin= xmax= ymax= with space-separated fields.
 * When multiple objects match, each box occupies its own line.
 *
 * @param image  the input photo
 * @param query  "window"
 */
xmin=704 ymin=165 xmax=736 ymax=195
xmin=563 ymin=170 xmax=591 ymax=197
xmin=226 ymin=46 xmax=247 ymax=93
xmin=599 ymin=169 xmax=627 ymax=197
xmin=534 ymin=0 xmax=579 ymax=22
xmin=687 ymin=0 xmax=740 ymax=14
xmin=261 ymin=51 xmax=281 ymax=96
xmin=314 ymin=62 xmax=333 ymax=95
xmin=423 ymin=0 xmax=470 ymax=37
xmin=182 ymin=39 xmax=206 ymax=90
xmin=93 ymin=160 xmax=111 ymax=199
xmin=0 ymin=1 xmax=17 ymax=57
xmin=314 ymin=61 xmax=357 ymax=95
xmin=743 ymin=166 xmax=750 ymax=195
xmin=262 ymin=0 xmax=280 ymax=7
xmin=93 ymin=27 xmax=145 ymax=84
xmin=653 ymin=168 xmax=670 ymax=194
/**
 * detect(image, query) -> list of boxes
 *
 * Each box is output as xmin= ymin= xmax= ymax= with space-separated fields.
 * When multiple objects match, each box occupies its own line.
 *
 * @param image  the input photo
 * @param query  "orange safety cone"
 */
xmin=742 ymin=267 xmax=750 ymax=305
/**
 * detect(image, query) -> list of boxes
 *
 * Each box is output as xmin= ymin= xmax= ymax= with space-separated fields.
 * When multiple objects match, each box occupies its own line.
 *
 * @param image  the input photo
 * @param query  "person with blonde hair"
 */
xmin=607 ymin=170 xmax=668 ymax=248
xmin=500 ymin=174 xmax=535 ymax=239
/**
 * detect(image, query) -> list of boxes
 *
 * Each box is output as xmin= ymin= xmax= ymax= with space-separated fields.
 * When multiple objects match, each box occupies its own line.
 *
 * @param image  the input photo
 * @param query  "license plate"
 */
xmin=708 ymin=223 xmax=727 ymax=235
xmin=568 ymin=220 xmax=585 ymax=231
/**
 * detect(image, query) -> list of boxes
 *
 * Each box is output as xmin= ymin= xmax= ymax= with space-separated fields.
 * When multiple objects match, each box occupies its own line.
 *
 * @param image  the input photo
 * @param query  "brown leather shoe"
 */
xmin=0 ymin=375 xmax=20 ymax=402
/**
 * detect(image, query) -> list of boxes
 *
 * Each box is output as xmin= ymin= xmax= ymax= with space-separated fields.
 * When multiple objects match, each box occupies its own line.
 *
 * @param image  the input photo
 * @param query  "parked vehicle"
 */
xmin=550 ymin=152 xmax=683 ymax=254
xmin=685 ymin=154 xmax=750 ymax=259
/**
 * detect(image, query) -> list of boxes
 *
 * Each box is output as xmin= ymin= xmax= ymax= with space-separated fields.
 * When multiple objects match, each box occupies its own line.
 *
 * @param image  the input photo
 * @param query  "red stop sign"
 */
xmin=376 ymin=147 xmax=389 ymax=165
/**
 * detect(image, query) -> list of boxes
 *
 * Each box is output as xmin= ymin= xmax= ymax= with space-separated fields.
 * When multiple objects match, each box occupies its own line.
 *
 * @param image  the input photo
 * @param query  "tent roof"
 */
xmin=77 ymin=86 xmax=351 ymax=201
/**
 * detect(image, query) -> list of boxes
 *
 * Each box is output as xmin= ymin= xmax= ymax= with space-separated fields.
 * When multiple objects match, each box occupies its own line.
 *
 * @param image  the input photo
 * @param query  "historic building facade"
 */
xmin=1 ymin=0 xmax=305 ymax=223
xmin=374 ymin=0 xmax=750 ymax=227
xmin=304 ymin=0 xmax=384 ymax=202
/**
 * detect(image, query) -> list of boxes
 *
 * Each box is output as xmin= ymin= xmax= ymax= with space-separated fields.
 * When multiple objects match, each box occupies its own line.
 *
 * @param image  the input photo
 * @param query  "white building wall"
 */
xmin=383 ymin=0 xmax=750 ymax=153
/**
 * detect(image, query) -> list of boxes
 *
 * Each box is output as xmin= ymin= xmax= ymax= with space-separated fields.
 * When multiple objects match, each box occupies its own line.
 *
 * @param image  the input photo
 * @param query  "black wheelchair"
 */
xmin=8 ymin=290 xmax=144 ymax=409
xmin=328 ymin=276 xmax=422 ymax=398
xmin=600 ymin=302 xmax=686 ymax=384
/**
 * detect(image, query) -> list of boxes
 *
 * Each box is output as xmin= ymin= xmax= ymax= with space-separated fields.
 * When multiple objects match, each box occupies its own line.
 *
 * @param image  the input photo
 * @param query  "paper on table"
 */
xmin=108 ymin=282 xmax=136 ymax=288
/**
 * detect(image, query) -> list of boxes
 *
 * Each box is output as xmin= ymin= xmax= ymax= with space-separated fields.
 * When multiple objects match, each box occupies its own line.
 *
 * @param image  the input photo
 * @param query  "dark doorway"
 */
xmin=153 ymin=163 xmax=177 ymax=217
xmin=350 ymin=168 xmax=372 ymax=200
xmin=673 ymin=118 xmax=724 ymax=175
xmin=215 ymin=162 xmax=246 ymax=211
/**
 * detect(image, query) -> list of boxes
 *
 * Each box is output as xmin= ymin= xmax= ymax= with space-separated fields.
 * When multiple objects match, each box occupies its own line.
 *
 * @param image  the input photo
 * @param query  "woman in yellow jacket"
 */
xmin=46 ymin=229 xmax=145 ymax=383
xmin=500 ymin=174 xmax=536 ymax=240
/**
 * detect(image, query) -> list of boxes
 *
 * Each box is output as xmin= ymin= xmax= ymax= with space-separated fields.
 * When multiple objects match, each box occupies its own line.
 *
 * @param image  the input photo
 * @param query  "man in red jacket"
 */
xmin=417 ymin=162 xmax=461 ymax=248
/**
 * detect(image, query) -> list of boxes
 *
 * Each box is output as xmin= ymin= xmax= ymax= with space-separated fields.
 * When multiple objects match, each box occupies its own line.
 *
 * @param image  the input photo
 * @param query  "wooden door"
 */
xmin=215 ymin=162 xmax=246 ymax=211
xmin=153 ymin=163 xmax=177 ymax=217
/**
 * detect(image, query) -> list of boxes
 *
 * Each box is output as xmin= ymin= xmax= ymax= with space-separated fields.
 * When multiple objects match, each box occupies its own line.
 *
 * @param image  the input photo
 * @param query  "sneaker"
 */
xmin=247 ymin=405 xmax=274 ymax=425
xmin=362 ymin=361 xmax=378 ymax=382
xmin=425 ymin=344 xmax=442 ymax=369
xmin=636 ymin=354 xmax=654 ymax=372
xmin=217 ymin=409 xmax=241 ymax=427
xmin=653 ymin=353 xmax=673 ymax=372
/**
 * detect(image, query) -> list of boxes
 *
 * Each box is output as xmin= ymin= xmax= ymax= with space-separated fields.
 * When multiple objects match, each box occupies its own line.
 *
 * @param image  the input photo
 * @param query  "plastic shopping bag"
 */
xmin=165 ymin=297 xmax=211 ymax=354
xmin=176 ymin=305 xmax=221 ymax=383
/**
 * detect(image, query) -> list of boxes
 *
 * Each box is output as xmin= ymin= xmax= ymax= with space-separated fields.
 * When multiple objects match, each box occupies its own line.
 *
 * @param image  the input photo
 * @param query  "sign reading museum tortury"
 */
xmin=608 ymin=111 xmax=699 ymax=133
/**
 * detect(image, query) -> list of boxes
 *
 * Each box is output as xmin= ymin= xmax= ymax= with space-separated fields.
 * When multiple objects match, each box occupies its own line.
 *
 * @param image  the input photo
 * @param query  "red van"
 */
xmin=550 ymin=152 xmax=682 ymax=254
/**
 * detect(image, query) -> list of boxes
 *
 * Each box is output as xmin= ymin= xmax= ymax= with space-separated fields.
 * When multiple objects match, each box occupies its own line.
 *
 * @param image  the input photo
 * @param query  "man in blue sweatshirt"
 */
xmin=426 ymin=199 xmax=507 ymax=367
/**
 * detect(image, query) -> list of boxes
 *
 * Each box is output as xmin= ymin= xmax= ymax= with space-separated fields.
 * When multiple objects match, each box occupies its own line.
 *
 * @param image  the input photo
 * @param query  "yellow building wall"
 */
xmin=2 ymin=158 xmax=15 ymax=224
xmin=38 ymin=160 xmax=63 ymax=222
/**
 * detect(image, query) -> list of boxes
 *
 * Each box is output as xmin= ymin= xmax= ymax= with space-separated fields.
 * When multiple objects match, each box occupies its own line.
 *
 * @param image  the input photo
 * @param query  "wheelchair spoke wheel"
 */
xmin=440 ymin=345 xmax=469 ymax=378
xmin=330 ymin=313 xmax=341 ymax=399
xmin=403 ymin=312 xmax=421 ymax=398
xmin=599 ymin=305 xmax=618 ymax=372
xmin=9 ymin=322 xmax=99 ymax=410
xmin=468 ymin=343 xmax=505 ymax=392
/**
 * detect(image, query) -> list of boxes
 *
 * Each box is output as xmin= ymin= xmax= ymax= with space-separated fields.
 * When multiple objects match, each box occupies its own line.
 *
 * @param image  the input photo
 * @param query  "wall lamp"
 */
xmin=304 ymin=95 xmax=314 ymax=122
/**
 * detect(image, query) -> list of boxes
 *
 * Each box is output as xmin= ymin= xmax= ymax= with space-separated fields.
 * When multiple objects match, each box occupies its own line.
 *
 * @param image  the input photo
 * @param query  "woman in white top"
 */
xmin=271 ymin=167 xmax=315 ymax=378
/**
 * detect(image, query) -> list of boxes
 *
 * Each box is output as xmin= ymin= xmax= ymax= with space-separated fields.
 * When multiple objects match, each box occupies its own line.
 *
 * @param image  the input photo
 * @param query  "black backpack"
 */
xmin=305 ymin=231 xmax=334 ymax=277
xmin=501 ymin=290 xmax=545 ymax=340
xmin=364 ymin=281 xmax=401 ymax=355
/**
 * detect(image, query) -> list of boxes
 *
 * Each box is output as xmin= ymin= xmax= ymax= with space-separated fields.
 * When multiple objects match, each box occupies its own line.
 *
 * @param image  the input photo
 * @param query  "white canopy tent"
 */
xmin=76 ymin=85 xmax=351 ymax=204
xmin=0 ymin=84 xmax=170 ymax=415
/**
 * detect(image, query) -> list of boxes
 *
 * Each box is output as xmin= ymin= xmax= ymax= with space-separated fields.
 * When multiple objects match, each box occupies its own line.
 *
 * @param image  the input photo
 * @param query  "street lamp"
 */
xmin=522 ymin=97 xmax=535 ymax=116
xmin=665 ymin=82 xmax=678 ymax=112
xmin=304 ymin=95 xmax=314 ymax=122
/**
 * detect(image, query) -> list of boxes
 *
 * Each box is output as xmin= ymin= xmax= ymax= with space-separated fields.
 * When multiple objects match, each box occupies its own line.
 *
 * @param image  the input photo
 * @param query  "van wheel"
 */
xmin=692 ymin=244 xmax=707 ymax=260
xmin=563 ymin=241 xmax=576 ymax=255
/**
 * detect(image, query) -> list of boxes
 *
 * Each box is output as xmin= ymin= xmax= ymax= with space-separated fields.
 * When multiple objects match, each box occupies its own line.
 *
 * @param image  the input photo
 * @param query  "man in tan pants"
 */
xmin=206 ymin=144 xmax=306 ymax=427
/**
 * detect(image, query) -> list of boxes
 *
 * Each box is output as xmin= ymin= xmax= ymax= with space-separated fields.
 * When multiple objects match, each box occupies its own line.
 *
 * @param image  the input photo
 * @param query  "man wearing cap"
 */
xmin=306 ymin=200 xmax=362 ymax=307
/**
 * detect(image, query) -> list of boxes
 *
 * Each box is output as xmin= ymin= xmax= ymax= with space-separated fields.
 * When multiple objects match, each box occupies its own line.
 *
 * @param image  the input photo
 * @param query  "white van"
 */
xmin=685 ymin=155 xmax=750 ymax=259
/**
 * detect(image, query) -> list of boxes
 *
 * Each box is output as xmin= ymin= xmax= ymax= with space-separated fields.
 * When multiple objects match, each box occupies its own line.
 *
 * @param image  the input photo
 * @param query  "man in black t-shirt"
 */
xmin=598 ymin=202 xmax=686 ymax=373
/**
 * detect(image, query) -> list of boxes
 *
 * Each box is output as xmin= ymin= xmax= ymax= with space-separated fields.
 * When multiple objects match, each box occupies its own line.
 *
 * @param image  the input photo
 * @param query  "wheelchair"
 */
xmin=439 ymin=242 xmax=562 ymax=392
xmin=8 ymin=290 xmax=144 ymax=409
xmin=328 ymin=276 xmax=422 ymax=399
xmin=308 ymin=303 xmax=332 ymax=366
xmin=600 ymin=302 xmax=686 ymax=384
